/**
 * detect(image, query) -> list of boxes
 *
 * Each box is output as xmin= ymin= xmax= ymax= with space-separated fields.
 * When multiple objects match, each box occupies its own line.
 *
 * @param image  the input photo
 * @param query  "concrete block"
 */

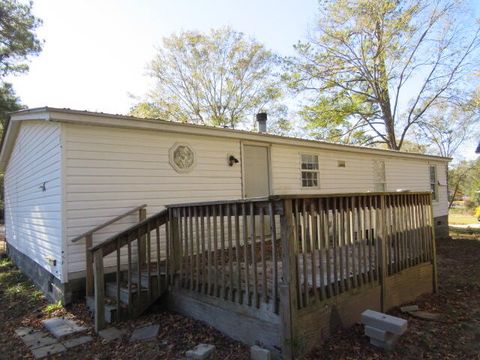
xmin=370 ymin=337 xmax=397 ymax=351
xmin=99 ymin=327 xmax=127 ymax=343
xmin=42 ymin=317 xmax=88 ymax=338
xmin=364 ymin=326 xmax=399 ymax=342
xmin=361 ymin=310 xmax=407 ymax=335
xmin=31 ymin=343 xmax=67 ymax=359
xmin=400 ymin=305 xmax=419 ymax=313
xmin=63 ymin=335 xmax=93 ymax=349
xmin=130 ymin=324 xmax=159 ymax=342
xmin=185 ymin=343 xmax=215 ymax=359
xmin=250 ymin=345 xmax=271 ymax=360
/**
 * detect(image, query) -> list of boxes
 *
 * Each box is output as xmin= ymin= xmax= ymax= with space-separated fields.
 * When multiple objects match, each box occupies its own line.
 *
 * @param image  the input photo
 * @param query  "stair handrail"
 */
xmin=90 ymin=208 xmax=170 ymax=332
xmin=72 ymin=203 xmax=147 ymax=302
xmin=71 ymin=203 xmax=147 ymax=243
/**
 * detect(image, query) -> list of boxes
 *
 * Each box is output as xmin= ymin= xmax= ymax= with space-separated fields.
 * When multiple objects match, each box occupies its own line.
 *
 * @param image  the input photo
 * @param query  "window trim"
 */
xmin=373 ymin=159 xmax=387 ymax=192
xmin=429 ymin=165 xmax=438 ymax=201
xmin=299 ymin=153 xmax=320 ymax=188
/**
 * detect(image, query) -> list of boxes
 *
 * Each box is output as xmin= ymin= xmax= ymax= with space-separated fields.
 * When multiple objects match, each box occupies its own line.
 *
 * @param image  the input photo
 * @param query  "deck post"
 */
xmin=429 ymin=193 xmax=438 ymax=293
xmin=169 ymin=208 xmax=182 ymax=286
xmin=85 ymin=234 xmax=93 ymax=297
xmin=377 ymin=194 xmax=388 ymax=312
xmin=93 ymin=248 xmax=105 ymax=332
xmin=280 ymin=199 xmax=298 ymax=360
xmin=138 ymin=208 xmax=147 ymax=266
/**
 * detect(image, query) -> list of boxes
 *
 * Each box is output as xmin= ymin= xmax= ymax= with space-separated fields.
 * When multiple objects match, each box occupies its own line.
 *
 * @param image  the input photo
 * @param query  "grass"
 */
xmin=449 ymin=212 xmax=478 ymax=225
xmin=43 ymin=300 xmax=63 ymax=315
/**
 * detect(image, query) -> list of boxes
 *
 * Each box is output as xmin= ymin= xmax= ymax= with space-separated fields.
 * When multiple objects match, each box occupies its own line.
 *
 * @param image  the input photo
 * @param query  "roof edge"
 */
xmin=6 ymin=107 xmax=452 ymax=164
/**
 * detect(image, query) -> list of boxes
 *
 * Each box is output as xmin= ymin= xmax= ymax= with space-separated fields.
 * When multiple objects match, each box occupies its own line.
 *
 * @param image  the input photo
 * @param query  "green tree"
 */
xmin=285 ymin=0 xmax=480 ymax=149
xmin=0 ymin=0 xmax=42 ymax=126
xmin=132 ymin=27 xmax=286 ymax=130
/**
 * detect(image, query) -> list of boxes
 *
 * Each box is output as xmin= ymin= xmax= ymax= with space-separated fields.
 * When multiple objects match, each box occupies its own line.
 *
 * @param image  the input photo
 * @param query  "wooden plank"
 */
xmin=146 ymin=222 xmax=151 ymax=301
xmin=279 ymin=199 xmax=299 ymax=360
xmin=269 ymin=202 xmax=279 ymax=312
xmin=136 ymin=227 xmax=142 ymax=309
xmin=293 ymin=199 xmax=303 ymax=307
xmin=309 ymin=200 xmax=319 ymax=302
xmin=338 ymin=197 xmax=346 ymax=293
xmin=234 ymin=204 xmax=242 ymax=304
xmin=93 ymin=248 xmax=105 ymax=332
xmin=200 ymin=207 xmax=206 ymax=294
xmin=322 ymin=198 xmax=333 ymax=298
xmin=127 ymin=235 xmax=132 ymax=313
xmin=227 ymin=204 xmax=234 ymax=301
xmin=206 ymin=206 xmax=213 ymax=296
xmin=250 ymin=202 xmax=259 ymax=308
xmin=378 ymin=195 xmax=387 ymax=312
xmin=116 ymin=239 xmax=121 ymax=322
xmin=260 ymin=207 xmax=268 ymax=305
xmin=332 ymin=197 xmax=339 ymax=296
xmin=194 ymin=207 xmax=200 ymax=292
xmin=139 ymin=208 xmax=147 ymax=267
xmin=350 ymin=197 xmax=358 ymax=289
xmin=301 ymin=200 xmax=309 ymax=306
xmin=242 ymin=203 xmax=250 ymax=306
xmin=85 ymin=234 xmax=93 ymax=297
xmin=189 ymin=207 xmax=195 ymax=291
xmin=429 ymin=194 xmax=438 ymax=293
xmin=317 ymin=198 xmax=327 ymax=300
xmin=367 ymin=196 xmax=373 ymax=283
xmin=71 ymin=203 xmax=147 ymax=243
xmin=213 ymin=205 xmax=219 ymax=297
xmin=219 ymin=204 xmax=226 ymax=299
xmin=157 ymin=218 xmax=161 ymax=291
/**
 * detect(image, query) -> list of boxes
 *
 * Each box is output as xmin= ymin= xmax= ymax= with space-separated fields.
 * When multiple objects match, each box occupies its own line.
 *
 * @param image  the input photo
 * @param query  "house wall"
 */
xmin=64 ymin=124 xmax=242 ymax=277
xmin=270 ymin=144 xmax=448 ymax=219
xmin=63 ymin=124 xmax=449 ymax=279
xmin=4 ymin=121 xmax=64 ymax=281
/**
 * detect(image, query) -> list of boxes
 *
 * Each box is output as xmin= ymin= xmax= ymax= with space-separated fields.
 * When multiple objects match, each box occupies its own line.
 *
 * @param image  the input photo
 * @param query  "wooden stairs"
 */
xmin=86 ymin=264 xmax=168 ymax=324
xmin=71 ymin=205 xmax=172 ymax=331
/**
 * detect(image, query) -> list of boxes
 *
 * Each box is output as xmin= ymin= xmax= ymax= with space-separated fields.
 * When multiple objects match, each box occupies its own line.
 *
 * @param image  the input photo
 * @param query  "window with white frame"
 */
xmin=301 ymin=154 xmax=319 ymax=187
xmin=429 ymin=165 xmax=438 ymax=200
xmin=373 ymin=160 xmax=386 ymax=192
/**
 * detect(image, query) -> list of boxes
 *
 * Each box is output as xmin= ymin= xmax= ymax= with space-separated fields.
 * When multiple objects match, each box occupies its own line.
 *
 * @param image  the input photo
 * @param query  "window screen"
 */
xmin=373 ymin=160 xmax=386 ymax=192
xmin=301 ymin=154 xmax=319 ymax=187
xmin=429 ymin=165 xmax=438 ymax=200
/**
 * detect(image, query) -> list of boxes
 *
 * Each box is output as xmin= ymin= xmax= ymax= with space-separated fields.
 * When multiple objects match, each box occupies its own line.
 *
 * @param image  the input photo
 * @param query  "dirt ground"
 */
xmin=1 ymin=230 xmax=479 ymax=359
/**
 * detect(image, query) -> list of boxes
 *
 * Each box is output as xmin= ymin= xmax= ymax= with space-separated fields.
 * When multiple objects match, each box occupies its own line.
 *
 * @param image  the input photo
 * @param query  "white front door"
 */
xmin=243 ymin=144 xmax=270 ymax=198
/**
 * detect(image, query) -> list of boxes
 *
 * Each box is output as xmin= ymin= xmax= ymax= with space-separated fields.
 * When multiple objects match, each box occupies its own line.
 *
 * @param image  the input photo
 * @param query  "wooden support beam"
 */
xmin=429 ymin=193 xmax=438 ymax=293
xmin=85 ymin=234 xmax=93 ymax=297
xmin=280 ymin=199 xmax=298 ymax=360
xmin=93 ymin=248 xmax=105 ymax=332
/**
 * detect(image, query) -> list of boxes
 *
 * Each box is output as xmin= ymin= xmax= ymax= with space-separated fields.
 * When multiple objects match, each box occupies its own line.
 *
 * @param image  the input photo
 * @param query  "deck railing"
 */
xmin=88 ymin=192 xmax=436 ymax=345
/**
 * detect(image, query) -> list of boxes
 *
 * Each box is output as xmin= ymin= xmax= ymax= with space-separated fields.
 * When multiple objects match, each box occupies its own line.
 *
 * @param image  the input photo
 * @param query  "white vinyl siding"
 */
xmin=64 ymin=124 xmax=242 ymax=276
xmin=270 ymin=145 xmax=448 ymax=218
xmin=4 ymin=122 xmax=63 ymax=280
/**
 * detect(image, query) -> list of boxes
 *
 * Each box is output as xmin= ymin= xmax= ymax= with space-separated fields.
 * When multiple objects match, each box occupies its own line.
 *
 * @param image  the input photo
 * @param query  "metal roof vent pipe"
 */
xmin=256 ymin=112 xmax=267 ymax=133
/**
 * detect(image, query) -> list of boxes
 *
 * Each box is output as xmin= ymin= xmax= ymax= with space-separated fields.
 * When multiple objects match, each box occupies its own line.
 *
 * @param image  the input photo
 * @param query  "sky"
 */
xmin=6 ymin=0 xmax=480 ymax=161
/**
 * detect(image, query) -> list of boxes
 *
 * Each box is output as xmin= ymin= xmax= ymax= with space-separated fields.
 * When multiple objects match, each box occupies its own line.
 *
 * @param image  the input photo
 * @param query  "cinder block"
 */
xmin=186 ymin=343 xmax=215 ymax=359
xmin=364 ymin=326 xmax=399 ymax=342
xmin=370 ymin=336 xmax=397 ymax=351
xmin=361 ymin=310 xmax=407 ymax=335
xmin=250 ymin=345 xmax=271 ymax=360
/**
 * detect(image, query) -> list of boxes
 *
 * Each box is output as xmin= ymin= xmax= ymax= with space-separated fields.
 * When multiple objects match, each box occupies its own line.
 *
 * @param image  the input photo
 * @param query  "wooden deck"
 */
xmin=84 ymin=192 xmax=437 ymax=359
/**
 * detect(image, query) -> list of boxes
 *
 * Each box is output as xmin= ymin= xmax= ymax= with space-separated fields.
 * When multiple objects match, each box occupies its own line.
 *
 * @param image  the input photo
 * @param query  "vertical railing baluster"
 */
xmin=220 ymin=204 xmax=226 ymax=299
xmin=260 ymin=207 xmax=268 ymax=305
xmin=213 ymin=205 xmax=219 ymax=297
xmin=195 ymin=207 xmax=200 ymax=292
xmin=227 ymin=204 xmax=234 ymax=301
xmin=206 ymin=206 xmax=212 ymax=295
xmin=234 ymin=204 xmax=241 ymax=304
xmin=156 ymin=218 xmax=161 ymax=292
xmin=250 ymin=202 xmax=258 ymax=308
xmin=200 ymin=207 xmax=206 ymax=294
xmin=293 ymin=199 xmax=303 ymax=307
xmin=309 ymin=201 xmax=319 ymax=302
xmin=269 ymin=202 xmax=279 ymax=312
xmin=127 ymin=235 xmax=132 ymax=314
xmin=318 ymin=198 xmax=327 ymax=299
xmin=242 ymin=203 xmax=250 ymax=305
xmin=332 ymin=198 xmax=339 ymax=296
xmin=116 ymin=238 xmax=121 ymax=322
xmin=146 ymin=222 xmax=151 ymax=301
xmin=301 ymin=200 xmax=309 ymax=306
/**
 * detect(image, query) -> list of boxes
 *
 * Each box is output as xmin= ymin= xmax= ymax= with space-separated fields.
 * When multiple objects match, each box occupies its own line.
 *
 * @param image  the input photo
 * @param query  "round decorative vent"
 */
xmin=169 ymin=143 xmax=196 ymax=173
